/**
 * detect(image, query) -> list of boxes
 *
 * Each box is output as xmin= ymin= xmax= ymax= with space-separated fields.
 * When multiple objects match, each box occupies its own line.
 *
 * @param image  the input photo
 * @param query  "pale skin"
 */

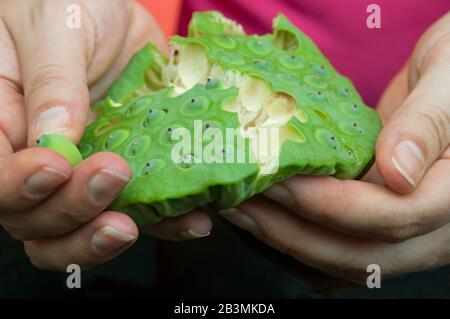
xmin=0 ymin=0 xmax=211 ymax=271
xmin=0 ymin=1 xmax=449 ymax=280
xmin=218 ymin=12 xmax=450 ymax=282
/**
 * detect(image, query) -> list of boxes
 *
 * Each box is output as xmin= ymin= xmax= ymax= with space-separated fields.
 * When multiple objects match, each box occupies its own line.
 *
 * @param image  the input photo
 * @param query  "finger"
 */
xmin=140 ymin=209 xmax=212 ymax=241
xmin=0 ymin=19 xmax=27 ymax=150
xmin=5 ymin=152 xmax=131 ymax=240
xmin=219 ymin=196 xmax=450 ymax=282
xmin=0 ymin=81 xmax=27 ymax=150
xmin=0 ymin=147 xmax=71 ymax=215
xmin=376 ymin=31 xmax=450 ymax=193
xmin=376 ymin=62 xmax=409 ymax=122
xmin=360 ymin=164 xmax=384 ymax=185
xmin=89 ymin=0 xmax=167 ymax=102
xmin=262 ymin=157 xmax=450 ymax=243
xmin=24 ymin=211 xmax=138 ymax=271
xmin=4 ymin=2 xmax=93 ymax=146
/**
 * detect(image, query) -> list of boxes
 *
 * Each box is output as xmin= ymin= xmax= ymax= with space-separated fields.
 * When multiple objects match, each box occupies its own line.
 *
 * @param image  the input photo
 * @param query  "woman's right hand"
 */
xmin=0 ymin=0 xmax=211 ymax=271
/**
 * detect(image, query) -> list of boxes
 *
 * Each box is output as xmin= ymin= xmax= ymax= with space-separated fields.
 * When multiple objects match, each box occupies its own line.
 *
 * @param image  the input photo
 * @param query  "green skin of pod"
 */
xmin=37 ymin=134 xmax=83 ymax=167
xmin=76 ymin=11 xmax=381 ymax=224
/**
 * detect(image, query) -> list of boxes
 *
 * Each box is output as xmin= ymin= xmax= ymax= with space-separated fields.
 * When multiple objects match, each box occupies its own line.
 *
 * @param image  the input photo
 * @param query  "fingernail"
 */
xmin=218 ymin=208 xmax=259 ymax=234
xmin=24 ymin=167 xmax=69 ymax=197
xmin=392 ymin=140 xmax=425 ymax=187
xmin=179 ymin=228 xmax=210 ymax=239
xmin=91 ymin=226 xmax=136 ymax=254
xmin=32 ymin=107 xmax=71 ymax=139
xmin=263 ymin=183 xmax=294 ymax=206
xmin=87 ymin=169 xmax=130 ymax=205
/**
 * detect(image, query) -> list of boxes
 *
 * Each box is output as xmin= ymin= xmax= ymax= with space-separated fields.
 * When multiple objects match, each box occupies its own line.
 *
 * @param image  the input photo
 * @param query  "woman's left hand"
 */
xmin=217 ymin=12 xmax=450 ymax=282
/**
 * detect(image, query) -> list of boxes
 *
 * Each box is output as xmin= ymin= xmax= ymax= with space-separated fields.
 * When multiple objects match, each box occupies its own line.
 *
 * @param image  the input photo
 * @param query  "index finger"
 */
xmin=263 ymin=157 xmax=450 ymax=243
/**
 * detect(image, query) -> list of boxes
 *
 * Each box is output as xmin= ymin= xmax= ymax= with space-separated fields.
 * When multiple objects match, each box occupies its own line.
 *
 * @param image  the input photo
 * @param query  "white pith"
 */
xmin=156 ymin=43 xmax=303 ymax=174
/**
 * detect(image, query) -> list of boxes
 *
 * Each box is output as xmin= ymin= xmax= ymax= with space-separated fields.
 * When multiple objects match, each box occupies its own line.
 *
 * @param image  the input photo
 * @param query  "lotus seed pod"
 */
xmin=37 ymin=134 xmax=82 ymax=166
xmin=79 ymin=11 xmax=382 ymax=224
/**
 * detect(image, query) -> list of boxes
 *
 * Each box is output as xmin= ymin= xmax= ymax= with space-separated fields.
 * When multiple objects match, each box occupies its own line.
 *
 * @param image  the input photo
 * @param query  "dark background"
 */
xmin=1 ymin=212 xmax=449 ymax=299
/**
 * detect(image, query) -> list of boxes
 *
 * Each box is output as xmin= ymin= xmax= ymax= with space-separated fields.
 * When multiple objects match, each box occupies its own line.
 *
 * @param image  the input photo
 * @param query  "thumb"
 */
xmin=7 ymin=4 xmax=90 ymax=146
xmin=376 ymin=57 xmax=450 ymax=193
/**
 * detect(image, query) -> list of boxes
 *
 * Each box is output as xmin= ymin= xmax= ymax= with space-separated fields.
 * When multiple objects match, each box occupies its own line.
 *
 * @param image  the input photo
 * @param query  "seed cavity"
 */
xmin=280 ymin=124 xmax=305 ymax=144
xmin=273 ymin=30 xmax=300 ymax=51
xmin=313 ymin=109 xmax=330 ymax=123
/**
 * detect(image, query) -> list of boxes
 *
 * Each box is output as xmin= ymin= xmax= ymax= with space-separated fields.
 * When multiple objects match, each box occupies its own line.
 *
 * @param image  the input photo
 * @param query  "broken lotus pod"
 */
xmin=79 ymin=11 xmax=382 ymax=224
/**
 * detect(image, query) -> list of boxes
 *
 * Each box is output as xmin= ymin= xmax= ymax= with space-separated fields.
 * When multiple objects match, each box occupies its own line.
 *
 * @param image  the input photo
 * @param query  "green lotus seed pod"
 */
xmin=37 ymin=134 xmax=82 ymax=166
xmin=79 ymin=11 xmax=382 ymax=224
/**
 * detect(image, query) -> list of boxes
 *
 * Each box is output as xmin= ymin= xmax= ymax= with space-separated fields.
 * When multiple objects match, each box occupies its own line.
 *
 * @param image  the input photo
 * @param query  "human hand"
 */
xmin=218 ymin=12 xmax=450 ymax=282
xmin=0 ymin=0 xmax=210 ymax=271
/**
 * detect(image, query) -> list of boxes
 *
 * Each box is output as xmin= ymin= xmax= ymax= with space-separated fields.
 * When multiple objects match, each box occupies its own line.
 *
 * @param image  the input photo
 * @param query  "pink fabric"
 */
xmin=179 ymin=0 xmax=450 ymax=107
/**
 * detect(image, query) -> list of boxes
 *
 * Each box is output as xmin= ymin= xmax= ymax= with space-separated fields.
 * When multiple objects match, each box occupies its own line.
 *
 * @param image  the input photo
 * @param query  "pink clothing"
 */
xmin=179 ymin=0 xmax=450 ymax=107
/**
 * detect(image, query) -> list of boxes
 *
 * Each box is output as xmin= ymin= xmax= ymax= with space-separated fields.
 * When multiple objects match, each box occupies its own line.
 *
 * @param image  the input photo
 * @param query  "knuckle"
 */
xmin=66 ymin=244 xmax=90 ymax=269
xmin=2 ymin=224 xmax=30 ymax=241
xmin=23 ymin=242 xmax=54 ymax=271
xmin=58 ymin=206 xmax=93 ymax=226
xmin=25 ymin=63 xmax=73 ymax=104
xmin=278 ymin=239 xmax=301 ymax=257
xmin=417 ymin=103 xmax=450 ymax=152
xmin=377 ymin=214 xmax=421 ymax=243
xmin=313 ymin=180 xmax=348 ymax=227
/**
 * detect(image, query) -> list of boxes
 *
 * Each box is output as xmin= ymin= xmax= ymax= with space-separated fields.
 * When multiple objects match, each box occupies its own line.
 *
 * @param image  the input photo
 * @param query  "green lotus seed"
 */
xmin=252 ymin=59 xmax=273 ymax=71
xmin=338 ymin=101 xmax=362 ymax=116
xmin=176 ymin=154 xmax=198 ymax=170
xmin=79 ymin=143 xmax=94 ymax=158
xmin=278 ymin=54 xmax=304 ymax=70
xmin=159 ymin=125 xmax=183 ymax=145
xmin=307 ymin=91 xmax=329 ymax=105
xmin=246 ymin=38 xmax=272 ymax=56
xmin=36 ymin=134 xmax=82 ymax=167
xmin=205 ymin=78 xmax=222 ymax=90
xmin=212 ymin=35 xmax=237 ymax=49
xmin=126 ymin=136 xmax=151 ymax=157
xmin=221 ymin=52 xmax=246 ymax=65
xmin=127 ymin=97 xmax=153 ymax=116
xmin=304 ymin=75 xmax=328 ymax=90
xmin=315 ymin=128 xmax=340 ymax=150
xmin=339 ymin=121 xmax=363 ymax=136
xmin=336 ymin=87 xmax=351 ymax=97
xmin=139 ymin=159 xmax=166 ymax=176
xmin=181 ymin=96 xmax=210 ymax=116
xmin=104 ymin=129 xmax=130 ymax=150
xmin=142 ymin=108 xmax=166 ymax=127
xmin=311 ymin=65 xmax=328 ymax=77
xmin=276 ymin=72 xmax=298 ymax=84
